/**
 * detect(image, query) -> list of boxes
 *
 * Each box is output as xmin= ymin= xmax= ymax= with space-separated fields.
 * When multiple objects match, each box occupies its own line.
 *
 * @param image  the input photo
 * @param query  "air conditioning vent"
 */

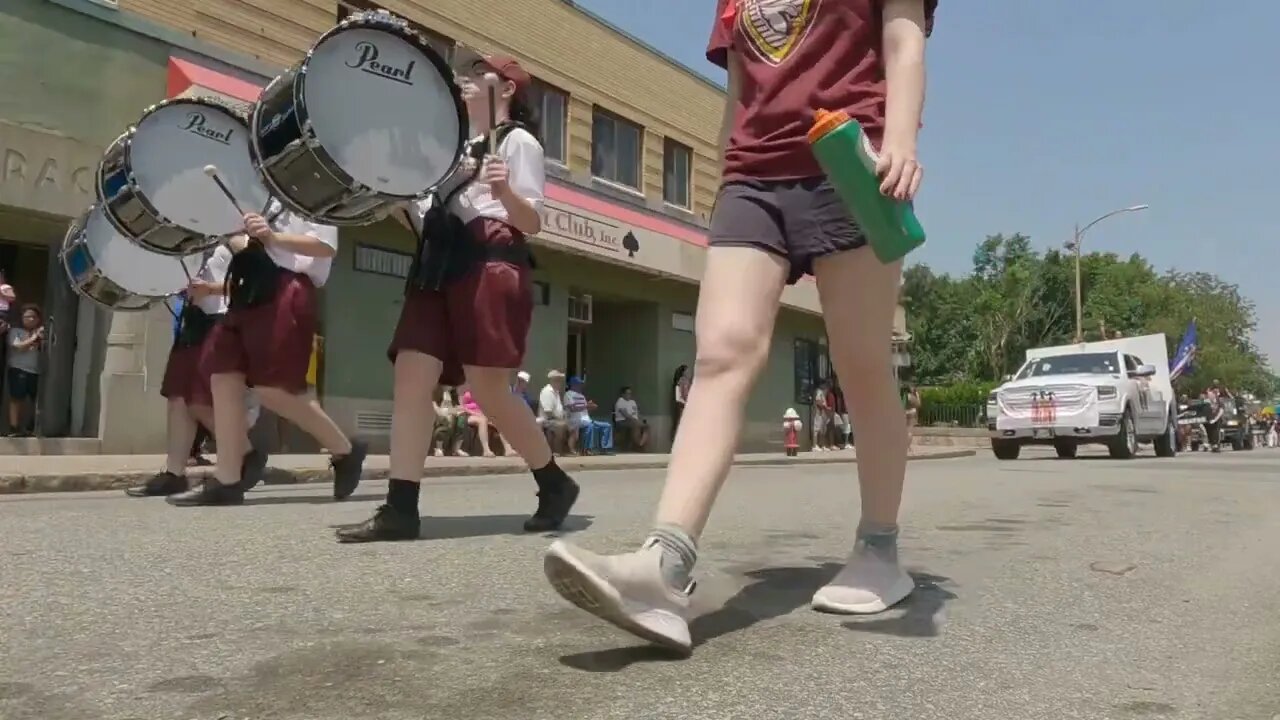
xmin=568 ymin=293 xmax=593 ymax=325
xmin=355 ymin=411 xmax=393 ymax=435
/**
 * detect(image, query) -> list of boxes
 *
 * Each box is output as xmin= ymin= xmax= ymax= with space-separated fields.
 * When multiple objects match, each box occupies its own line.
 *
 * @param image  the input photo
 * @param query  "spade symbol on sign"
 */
xmin=622 ymin=231 xmax=639 ymax=258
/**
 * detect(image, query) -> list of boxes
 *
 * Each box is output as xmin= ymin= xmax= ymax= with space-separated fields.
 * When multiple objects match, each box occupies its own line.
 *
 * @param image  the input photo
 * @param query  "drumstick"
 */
xmin=203 ymin=164 xmax=245 ymax=215
xmin=484 ymin=72 xmax=500 ymax=153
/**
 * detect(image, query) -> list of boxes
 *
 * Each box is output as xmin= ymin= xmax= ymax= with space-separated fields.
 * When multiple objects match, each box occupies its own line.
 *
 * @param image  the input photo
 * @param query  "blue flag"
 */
xmin=1169 ymin=319 xmax=1197 ymax=381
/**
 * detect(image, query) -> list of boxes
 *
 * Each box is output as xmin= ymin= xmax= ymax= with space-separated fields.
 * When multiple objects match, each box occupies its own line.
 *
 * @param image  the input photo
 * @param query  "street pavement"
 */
xmin=2 ymin=447 xmax=1278 ymax=720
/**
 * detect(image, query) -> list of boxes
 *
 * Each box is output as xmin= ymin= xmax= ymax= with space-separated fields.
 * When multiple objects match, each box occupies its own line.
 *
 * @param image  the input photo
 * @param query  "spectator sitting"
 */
xmin=565 ymin=376 xmax=613 ymax=455
xmin=613 ymin=385 xmax=649 ymax=451
xmin=513 ymin=371 xmax=536 ymax=413
xmin=538 ymin=370 xmax=570 ymax=453
xmin=432 ymin=386 xmax=464 ymax=457
xmin=458 ymin=386 xmax=498 ymax=458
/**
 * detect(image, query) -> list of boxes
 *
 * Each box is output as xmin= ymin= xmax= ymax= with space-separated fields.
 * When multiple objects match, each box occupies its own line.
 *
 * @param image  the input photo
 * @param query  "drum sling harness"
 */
xmin=405 ymin=121 xmax=538 ymax=294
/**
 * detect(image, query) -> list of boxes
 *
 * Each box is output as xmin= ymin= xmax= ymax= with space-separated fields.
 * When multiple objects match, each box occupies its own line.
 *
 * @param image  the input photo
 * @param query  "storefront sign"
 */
xmin=540 ymin=203 xmax=636 ymax=257
xmin=0 ymin=121 xmax=97 ymax=218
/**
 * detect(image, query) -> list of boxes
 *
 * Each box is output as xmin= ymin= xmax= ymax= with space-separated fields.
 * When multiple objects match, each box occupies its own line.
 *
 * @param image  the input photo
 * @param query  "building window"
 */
xmin=528 ymin=80 xmax=568 ymax=164
xmin=591 ymin=108 xmax=642 ymax=190
xmin=663 ymin=138 xmax=692 ymax=208
xmin=337 ymin=1 xmax=454 ymax=63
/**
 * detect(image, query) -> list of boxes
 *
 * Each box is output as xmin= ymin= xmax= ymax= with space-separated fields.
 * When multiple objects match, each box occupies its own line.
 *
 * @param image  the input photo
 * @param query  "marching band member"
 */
xmin=336 ymin=55 xmax=579 ymax=542
xmin=167 ymin=205 xmax=367 ymax=506
xmin=126 ymin=238 xmax=267 ymax=498
xmin=544 ymin=0 xmax=936 ymax=653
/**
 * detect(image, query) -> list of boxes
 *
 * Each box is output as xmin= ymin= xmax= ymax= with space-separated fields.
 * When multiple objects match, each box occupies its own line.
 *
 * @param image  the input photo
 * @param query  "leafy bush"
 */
xmin=918 ymin=381 xmax=997 ymax=408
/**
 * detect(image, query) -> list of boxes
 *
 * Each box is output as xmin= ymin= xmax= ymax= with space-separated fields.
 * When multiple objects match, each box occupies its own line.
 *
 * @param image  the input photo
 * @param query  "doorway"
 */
xmin=0 ymin=240 xmax=52 ymax=435
xmin=566 ymin=327 xmax=587 ymax=379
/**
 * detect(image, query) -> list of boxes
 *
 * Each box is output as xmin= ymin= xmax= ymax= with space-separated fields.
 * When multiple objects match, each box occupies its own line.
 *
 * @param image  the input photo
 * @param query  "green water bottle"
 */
xmin=808 ymin=109 xmax=926 ymax=263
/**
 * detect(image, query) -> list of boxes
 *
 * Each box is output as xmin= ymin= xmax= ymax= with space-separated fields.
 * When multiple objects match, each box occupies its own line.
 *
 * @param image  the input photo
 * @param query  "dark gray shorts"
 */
xmin=709 ymin=177 xmax=867 ymax=284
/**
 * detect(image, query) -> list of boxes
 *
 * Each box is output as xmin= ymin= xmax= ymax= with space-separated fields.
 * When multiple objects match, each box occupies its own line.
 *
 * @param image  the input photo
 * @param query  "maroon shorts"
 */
xmin=203 ymin=271 xmax=317 ymax=394
xmin=709 ymin=177 xmax=867 ymax=284
xmin=388 ymin=220 xmax=532 ymax=387
xmin=160 ymin=342 xmax=202 ymax=402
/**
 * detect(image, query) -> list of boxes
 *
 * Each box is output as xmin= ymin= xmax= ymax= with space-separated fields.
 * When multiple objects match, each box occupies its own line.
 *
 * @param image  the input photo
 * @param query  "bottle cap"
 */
xmin=807 ymin=109 xmax=852 ymax=144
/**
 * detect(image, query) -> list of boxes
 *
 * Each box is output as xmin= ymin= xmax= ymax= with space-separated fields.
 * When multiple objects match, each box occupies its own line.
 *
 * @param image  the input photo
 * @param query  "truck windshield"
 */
xmin=1016 ymin=352 xmax=1119 ymax=379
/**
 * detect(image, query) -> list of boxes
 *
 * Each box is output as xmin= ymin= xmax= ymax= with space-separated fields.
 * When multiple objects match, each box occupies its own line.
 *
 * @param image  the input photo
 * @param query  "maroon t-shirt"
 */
xmin=707 ymin=0 xmax=937 ymax=182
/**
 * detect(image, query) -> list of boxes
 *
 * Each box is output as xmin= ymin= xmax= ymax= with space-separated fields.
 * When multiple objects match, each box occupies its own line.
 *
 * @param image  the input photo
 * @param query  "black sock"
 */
xmin=531 ymin=458 xmax=568 ymax=491
xmin=386 ymin=479 xmax=420 ymax=515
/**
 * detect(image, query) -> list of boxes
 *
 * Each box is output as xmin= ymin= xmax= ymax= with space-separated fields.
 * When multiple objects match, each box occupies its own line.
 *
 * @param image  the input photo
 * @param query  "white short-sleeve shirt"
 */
xmin=262 ymin=200 xmax=339 ymax=287
xmin=410 ymin=128 xmax=546 ymax=232
xmin=193 ymin=245 xmax=233 ymax=315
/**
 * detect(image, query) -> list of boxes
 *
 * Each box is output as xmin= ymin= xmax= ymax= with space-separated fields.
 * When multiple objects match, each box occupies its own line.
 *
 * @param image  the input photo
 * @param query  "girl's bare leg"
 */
xmin=387 ymin=352 xmax=442 ymax=482
xmin=809 ymin=249 xmax=915 ymax=615
xmin=466 ymin=367 xmax=552 ymax=469
xmin=652 ymin=247 xmax=789 ymax=537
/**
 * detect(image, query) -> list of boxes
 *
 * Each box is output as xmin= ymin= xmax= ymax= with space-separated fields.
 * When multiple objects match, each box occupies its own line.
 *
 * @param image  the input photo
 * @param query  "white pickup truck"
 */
xmin=986 ymin=334 xmax=1178 ymax=460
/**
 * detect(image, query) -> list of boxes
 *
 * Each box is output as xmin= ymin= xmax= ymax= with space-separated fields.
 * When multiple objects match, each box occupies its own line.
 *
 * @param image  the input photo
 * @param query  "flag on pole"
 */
xmin=1169 ymin=319 xmax=1197 ymax=381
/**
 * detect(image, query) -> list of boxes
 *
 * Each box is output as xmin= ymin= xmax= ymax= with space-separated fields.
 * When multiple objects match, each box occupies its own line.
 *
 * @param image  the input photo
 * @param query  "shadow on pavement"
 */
xmin=243 ymin=493 xmax=386 ymax=506
xmin=841 ymin=571 xmax=957 ymax=638
xmin=325 ymin=514 xmax=595 ymax=540
xmin=558 ymin=563 xmax=841 ymax=672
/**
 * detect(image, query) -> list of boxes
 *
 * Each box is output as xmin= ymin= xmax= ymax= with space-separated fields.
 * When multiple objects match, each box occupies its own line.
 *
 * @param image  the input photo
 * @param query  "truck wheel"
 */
xmin=1154 ymin=413 xmax=1178 ymax=458
xmin=1231 ymin=434 xmax=1245 ymax=451
xmin=991 ymin=439 xmax=1020 ymax=460
xmin=1244 ymin=432 xmax=1256 ymax=451
xmin=1108 ymin=409 xmax=1138 ymax=459
xmin=1054 ymin=441 xmax=1077 ymax=459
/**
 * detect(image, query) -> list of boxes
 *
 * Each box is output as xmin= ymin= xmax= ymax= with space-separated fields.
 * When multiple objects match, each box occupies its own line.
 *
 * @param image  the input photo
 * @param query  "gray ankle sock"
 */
xmin=646 ymin=524 xmax=698 ymax=591
xmin=856 ymin=523 xmax=900 ymax=560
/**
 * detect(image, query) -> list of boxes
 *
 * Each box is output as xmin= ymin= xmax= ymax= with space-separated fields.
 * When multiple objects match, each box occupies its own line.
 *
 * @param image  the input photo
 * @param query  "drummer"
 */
xmin=336 ymin=55 xmax=578 ymax=542
xmin=127 ymin=237 xmax=268 ymax=499
xmin=166 ymin=204 xmax=367 ymax=506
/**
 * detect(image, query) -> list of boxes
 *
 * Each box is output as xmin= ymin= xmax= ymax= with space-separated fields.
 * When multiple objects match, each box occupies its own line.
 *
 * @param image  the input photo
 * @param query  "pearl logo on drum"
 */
xmin=345 ymin=41 xmax=416 ymax=85
xmin=182 ymin=112 xmax=233 ymax=145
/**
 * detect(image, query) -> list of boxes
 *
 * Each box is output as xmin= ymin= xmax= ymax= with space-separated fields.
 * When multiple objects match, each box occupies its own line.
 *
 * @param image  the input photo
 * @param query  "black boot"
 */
xmin=238 ymin=447 xmax=270 ymax=492
xmin=331 ymin=439 xmax=368 ymax=500
xmin=166 ymin=480 xmax=245 ymax=507
xmin=335 ymin=505 xmax=421 ymax=543
xmin=524 ymin=461 xmax=580 ymax=533
xmin=125 ymin=471 xmax=189 ymax=497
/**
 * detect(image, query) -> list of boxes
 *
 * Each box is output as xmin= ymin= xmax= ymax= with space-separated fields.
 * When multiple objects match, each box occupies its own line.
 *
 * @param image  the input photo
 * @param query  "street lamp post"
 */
xmin=1065 ymin=204 xmax=1149 ymax=342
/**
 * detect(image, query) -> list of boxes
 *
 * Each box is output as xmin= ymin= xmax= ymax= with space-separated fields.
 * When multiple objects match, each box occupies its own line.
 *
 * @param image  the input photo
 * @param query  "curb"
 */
xmin=0 ymin=449 xmax=975 ymax=495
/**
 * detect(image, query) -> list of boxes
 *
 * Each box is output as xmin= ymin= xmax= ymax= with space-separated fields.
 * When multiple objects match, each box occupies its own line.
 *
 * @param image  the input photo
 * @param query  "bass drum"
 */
xmin=251 ymin=9 xmax=468 ymax=225
xmin=61 ymin=206 xmax=206 ymax=311
xmin=97 ymin=98 xmax=272 ymax=255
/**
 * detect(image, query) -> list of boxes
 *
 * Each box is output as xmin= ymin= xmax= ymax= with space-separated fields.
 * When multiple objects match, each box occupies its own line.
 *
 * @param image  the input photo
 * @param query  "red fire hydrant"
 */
xmin=783 ymin=408 xmax=803 ymax=457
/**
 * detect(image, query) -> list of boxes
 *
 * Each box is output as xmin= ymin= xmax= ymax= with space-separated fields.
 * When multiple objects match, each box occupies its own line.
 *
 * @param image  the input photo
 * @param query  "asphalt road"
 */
xmin=2 ymin=447 xmax=1278 ymax=720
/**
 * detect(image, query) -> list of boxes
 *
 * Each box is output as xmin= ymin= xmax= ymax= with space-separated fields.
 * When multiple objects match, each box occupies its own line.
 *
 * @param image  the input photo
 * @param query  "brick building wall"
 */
xmin=115 ymin=0 xmax=725 ymax=222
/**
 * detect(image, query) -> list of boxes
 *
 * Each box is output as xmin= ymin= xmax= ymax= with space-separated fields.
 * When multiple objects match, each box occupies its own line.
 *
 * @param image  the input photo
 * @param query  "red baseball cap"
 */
xmin=473 ymin=54 xmax=531 ymax=96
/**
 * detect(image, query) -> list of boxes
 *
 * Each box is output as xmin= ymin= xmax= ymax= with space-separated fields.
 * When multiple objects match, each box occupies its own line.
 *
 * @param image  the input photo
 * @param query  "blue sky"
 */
xmin=575 ymin=0 xmax=1279 ymax=368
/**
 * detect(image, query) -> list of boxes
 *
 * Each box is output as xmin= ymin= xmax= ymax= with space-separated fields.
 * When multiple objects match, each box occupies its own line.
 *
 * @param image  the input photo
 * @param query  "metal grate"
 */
xmin=355 ymin=411 xmax=393 ymax=434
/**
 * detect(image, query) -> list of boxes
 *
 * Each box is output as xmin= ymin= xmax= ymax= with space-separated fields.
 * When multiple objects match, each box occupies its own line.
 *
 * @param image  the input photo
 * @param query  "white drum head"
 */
xmin=83 ymin=208 xmax=205 ymax=297
xmin=131 ymin=101 xmax=272 ymax=236
xmin=305 ymin=28 xmax=464 ymax=195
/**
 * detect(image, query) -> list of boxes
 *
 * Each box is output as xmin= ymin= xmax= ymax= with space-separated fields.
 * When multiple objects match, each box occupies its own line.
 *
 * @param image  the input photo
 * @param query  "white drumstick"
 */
xmin=203 ymin=164 xmax=245 ymax=215
xmin=483 ymin=71 xmax=500 ymax=153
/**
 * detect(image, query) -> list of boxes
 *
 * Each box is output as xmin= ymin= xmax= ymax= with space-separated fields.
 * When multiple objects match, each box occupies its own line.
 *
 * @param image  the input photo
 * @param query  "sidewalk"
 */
xmin=0 ymin=447 xmax=974 ymax=494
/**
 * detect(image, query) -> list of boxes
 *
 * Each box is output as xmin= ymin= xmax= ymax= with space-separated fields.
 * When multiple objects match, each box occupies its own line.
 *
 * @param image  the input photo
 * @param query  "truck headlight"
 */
xmin=1227 ymin=420 xmax=1239 ymax=426
xmin=1097 ymin=386 xmax=1118 ymax=399
xmin=987 ymin=392 xmax=997 ymax=404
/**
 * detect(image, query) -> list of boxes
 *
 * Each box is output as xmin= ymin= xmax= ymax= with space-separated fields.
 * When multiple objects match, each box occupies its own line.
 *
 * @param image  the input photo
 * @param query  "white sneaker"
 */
xmin=545 ymin=539 xmax=693 ymax=654
xmin=811 ymin=540 xmax=915 ymax=614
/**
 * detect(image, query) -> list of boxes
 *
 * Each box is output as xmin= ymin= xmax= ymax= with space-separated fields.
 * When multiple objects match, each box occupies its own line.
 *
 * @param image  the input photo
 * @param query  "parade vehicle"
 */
xmin=986 ymin=334 xmax=1177 ymax=460
xmin=1218 ymin=396 xmax=1256 ymax=451
xmin=1176 ymin=399 xmax=1210 ymax=452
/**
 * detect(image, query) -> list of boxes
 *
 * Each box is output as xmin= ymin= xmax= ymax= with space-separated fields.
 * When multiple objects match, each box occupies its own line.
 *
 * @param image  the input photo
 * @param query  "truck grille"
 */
xmin=998 ymin=385 xmax=1094 ymax=419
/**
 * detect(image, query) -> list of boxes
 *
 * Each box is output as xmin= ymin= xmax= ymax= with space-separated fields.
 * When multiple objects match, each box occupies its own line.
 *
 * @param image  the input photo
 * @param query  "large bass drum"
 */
xmin=97 ymin=98 xmax=272 ymax=255
xmin=250 ymin=9 xmax=468 ymax=225
xmin=62 ymin=206 xmax=206 ymax=311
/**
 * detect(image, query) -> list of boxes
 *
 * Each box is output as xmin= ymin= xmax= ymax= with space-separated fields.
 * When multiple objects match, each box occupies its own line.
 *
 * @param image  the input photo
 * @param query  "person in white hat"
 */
xmin=536 ymin=370 xmax=569 ymax=451
xmin=513 ymin=370 xmax=535 ymax=413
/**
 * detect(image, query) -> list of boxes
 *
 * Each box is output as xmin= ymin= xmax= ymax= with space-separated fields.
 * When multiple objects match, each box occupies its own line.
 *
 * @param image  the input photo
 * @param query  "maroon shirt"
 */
xmin=707 ymin=0 xmax=937 ymax=182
